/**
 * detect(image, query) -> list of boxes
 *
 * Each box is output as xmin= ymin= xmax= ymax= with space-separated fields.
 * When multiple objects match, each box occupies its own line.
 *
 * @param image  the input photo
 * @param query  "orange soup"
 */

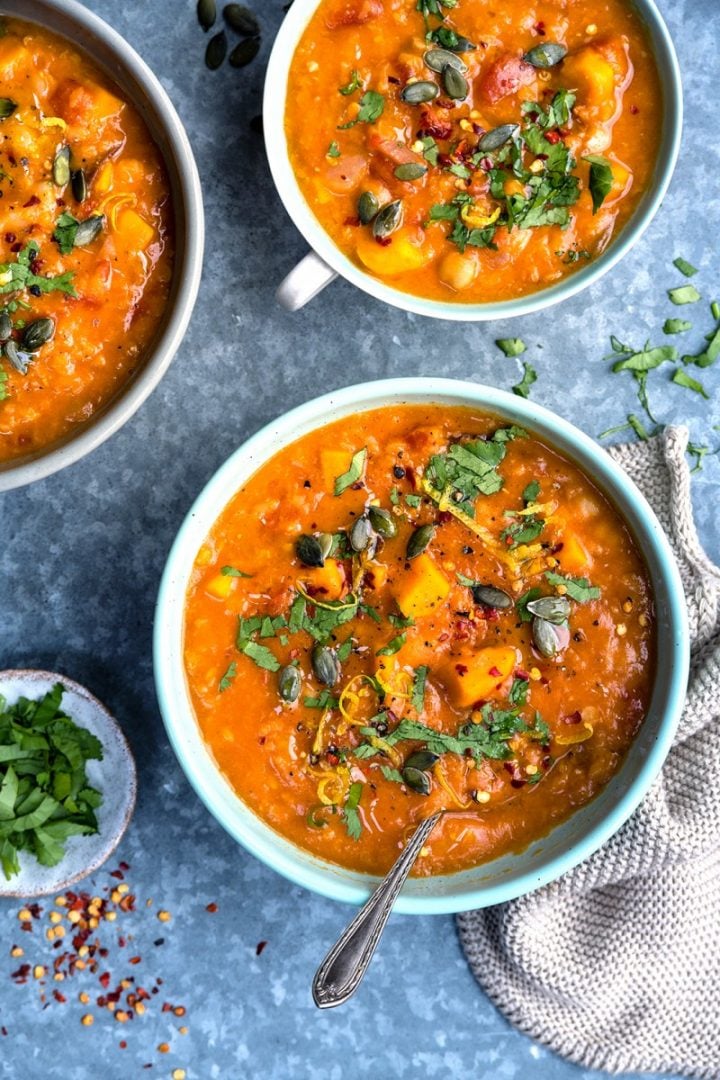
xmin=0 ymin=17 xmax=173 ymax=463
xmin=285 ymin=0 xmax=662 ymax=303
xmin=184 ymin=406 xmax=655 ymax=877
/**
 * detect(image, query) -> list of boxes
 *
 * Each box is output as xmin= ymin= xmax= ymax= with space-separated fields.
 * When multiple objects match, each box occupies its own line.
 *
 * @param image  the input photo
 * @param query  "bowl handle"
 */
xmin=276 ymin=252 xmax=338 ymax=311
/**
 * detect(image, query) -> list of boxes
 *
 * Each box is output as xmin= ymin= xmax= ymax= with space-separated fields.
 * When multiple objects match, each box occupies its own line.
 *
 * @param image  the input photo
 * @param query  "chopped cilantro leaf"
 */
xmin=334 ymin=448 xmax=367 ymax=495
xmin=221 ymin=565 xmax=252 ymax=578
xmin=663 ymin=319 xmax=692 ymax=335
xmin=668 ymin=285 xmax=701 ymax=306
xmin=545 ymin=572 xmax=600 ymax=602
xmin=411 ymin=666 xmax=429 ymax=713
xmin=218 ymin=661 xmax=237 ymax=693
xmin=343 ymin=782 xmax=363 ymax=840
xmin=673 ymin=257 xmax=698 ymax=277
xmin=672 ymin=368 xmax=708 ymax=398
xmin=512 ymin=361 xmax=537 ymax=399
xmin=376 ymin=633 xmax=406 ymax=656
xmin=495 ymin=338 xmax=526 ymax=357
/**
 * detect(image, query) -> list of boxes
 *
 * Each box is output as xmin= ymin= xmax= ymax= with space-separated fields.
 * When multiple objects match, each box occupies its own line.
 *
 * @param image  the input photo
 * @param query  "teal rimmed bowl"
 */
xmin=154 ymin=379 xmax=689 ymax=914
xmin=264 ymin=0 xmax=682 ymax=318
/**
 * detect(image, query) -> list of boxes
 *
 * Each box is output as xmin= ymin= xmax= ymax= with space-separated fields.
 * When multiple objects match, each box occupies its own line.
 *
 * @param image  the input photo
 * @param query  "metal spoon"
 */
xmin=312 ymin=811 xmax=443 ymax=1008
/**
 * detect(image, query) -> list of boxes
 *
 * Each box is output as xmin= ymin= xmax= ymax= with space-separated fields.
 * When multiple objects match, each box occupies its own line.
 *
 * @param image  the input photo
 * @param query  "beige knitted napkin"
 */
xmin=457 ymin=427 xmax=720 ymax=1080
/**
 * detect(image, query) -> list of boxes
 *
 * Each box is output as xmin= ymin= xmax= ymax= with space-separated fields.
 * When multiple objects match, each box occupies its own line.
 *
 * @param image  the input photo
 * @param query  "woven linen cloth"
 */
xmin=457 ymin=426 xmax=720 ymax=1079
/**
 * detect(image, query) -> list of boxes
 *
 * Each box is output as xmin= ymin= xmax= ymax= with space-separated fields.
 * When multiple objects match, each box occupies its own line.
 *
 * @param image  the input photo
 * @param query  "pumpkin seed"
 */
xmin=526 ymin=595 xmax=571 ymax=625
xmin=471 ymin=584 xmax=513 ymax=610
xmin=312 ymin=645 xmax=341 ymax=687
xmin=407 ymin=523 xmax=435 ymax=560
xmin=223 ymin=3 xmax=259 ymax=35
xmin=401 ymin=80 xmax=439 ymax=105
xmin=229 ymin=37 xmax=260 ymax=68
xmin=368 ymin=506 xmax=396 ymax=539
xmin=317 ymin=532 xmax=335 ymax=562
xmin=404 ymin=750 xmax=439 ymax=772
xmin=442 ymin=64 xmax=468 ymax=100
xmin=21 ymin=318 xmax=55 ymax=352
xmin=523 ymin=42 xmax=567 ymax=68
xmin=0 ymin=98 xmax=17 ymax=119
xmin=52 ymin=145 xmax=71 ymax=187
xmin=350 ymin=515 xmax=373 ymax=553
xmin=393 ymin=162 xmax=427 ymax=182
xmin=402 ymin=766 xmax=432 ymax=796
xmin=423 ymin=48 xmax=467 ymax=74
xmin=532 ymin=616 xmax=563 ymax=658
xmin=71 ymin=168 xmax=87 ymax=204
xmin=446 ymin=34 xmax=476 ymax=53
xmin=197 ymin=0 xmax=216 ymax=31
xmin=477 ymin=124 xmax=519 ymax=152
xmin=278 ymin=664 xmax=302 ymax=703
xmin=205 ymin=30 xmax=227 ymax=69
xmin=296 ymin=533 xmax=325 ymax=567
xmin=0 ymin=313 xmax=11 ymax=343
xmin=3 ymin=340 xmax=30 ymax=375
xmin=372 ymin=200 xmax=403 ymax=239
xmin=73 ymin=215 xmax=105 ymax=247
xmin=358 ymin=191 xmax=379 ymax=225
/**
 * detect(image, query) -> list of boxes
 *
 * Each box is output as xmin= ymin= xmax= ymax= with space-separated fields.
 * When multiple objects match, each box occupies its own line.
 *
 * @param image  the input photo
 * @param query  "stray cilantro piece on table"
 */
xmin=611 ymin=345 xmax=677 ymax=373
xmin=545 ymin=571 xmax=600 ymax=602
xmin=663 ymin=319 xmax=692 ymax=335
xmin=218 ymin=661 xmax=237 ymax=692
xmin=668 ymin=285 xmax=701 ymax=306
xmin=627 ymin=413 xmax=650 ymax=440
xmin=673 ymin=257 xmax=698 ymax=278
xmin=0 ymin=683 xmax=103 ymax=880
xmin=512 ymin=360 xmax=537 ymax=398
xmin=334 ymin=448 xmax=367 ymax=495
xmin=672 ymin=369 xmax=709 ymax=399
xmin=495 ymin=338 xmax=526 ymax=357
xmin=343 ymin=782 xmax=363 ymax=840
xmin=682 ymin=326 xmax=720 ymax=368
xmin=711 ymin=301 xmax=720 ymax=321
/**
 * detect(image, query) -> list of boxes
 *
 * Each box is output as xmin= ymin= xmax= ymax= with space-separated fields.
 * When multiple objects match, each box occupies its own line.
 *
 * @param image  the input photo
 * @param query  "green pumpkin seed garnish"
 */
xmin=317 ymin=532 xmax=335 ymax=562
xmin=223 ymin=3 xmax=259 ymax=35
xmin=404 ymin=750 xmax=439 ymax=772
xmin=477 ymin=124 xmax=520 ymax=152
xmin=368 ymin=506 xmax=396 ymax=539
xmin=523 ymin=42 xmax=567 ymax=68
xmin=52 ymin=145 xmax=71 ymax=188
xmin=532 ymin=616 xmax=563 ymax=658
xmin=278 ymin=664 xmax=302 ymax=703
xmin=71 ymin=168 xmax=87 ymax=204
xmin=0 ymin=313 xmax=11 ymax=343
xmin=423 ymin=48 xmax=467 ymax=75
xmin=197 ymin=0 xmax=216 ymax=31
xmin=229 ymin=37 xmax=260 ymax=68
xmin=442 ymin=64 xmax=468 ymax=100
xmin=350 ymin=515 xmax=374 ymax=553
xmin=394 ymin=163 xmax=427 ymax=182
xmin=526 ymin=595 xmax=571 ymax=625
xmin=0 ymin=98 xmax=17 ymax=120
xmin=3 ymin=340 xmax=30 ymax=375
xmin=21 ymin=318 xmax=55 ymax=352
xmin=358 ymin=191 xmax=379 ymax=225
xmin=73 ymin=215 xmax=105 ymax=247
xmin=471 ymin=584 xmax=513 ymax=610
xmin=401 ymin=80 xmax=439 ymax=105
xmin=205 ymin=30 xmax=228 ymax=69
xmin=407 ymin=523 xmax=435 ymax=560
xmin=446 ymin=33 xmax=476 ymax=53
xmin=372 ymin=200 xmax=403 ymax=239
xmin=311 ymin=645 xmax=341 ymax=687
xmin=402 ymin=765 xmax=432 ymax=796
xmin=296 ymin=534 xmax=325 ymax=568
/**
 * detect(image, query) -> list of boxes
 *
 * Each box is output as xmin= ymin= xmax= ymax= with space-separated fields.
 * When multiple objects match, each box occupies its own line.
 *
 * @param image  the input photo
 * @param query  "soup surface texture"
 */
xmin=0 ymin=18 xmax=173 ymax=463
xmin=285 ymin=0 xmax=662 ymax=304
xmin=184 ymin=405 xmax=655 ymax=877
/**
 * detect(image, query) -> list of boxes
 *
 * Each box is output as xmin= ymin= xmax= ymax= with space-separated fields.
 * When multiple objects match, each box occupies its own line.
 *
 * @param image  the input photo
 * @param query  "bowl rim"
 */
xmin=263 ymin=0 xmax=683 ymax=321
xmin=154 ymin=377 xmax=689 ymax=914
xmin=0 ymin=0 xmax=205 ymax=491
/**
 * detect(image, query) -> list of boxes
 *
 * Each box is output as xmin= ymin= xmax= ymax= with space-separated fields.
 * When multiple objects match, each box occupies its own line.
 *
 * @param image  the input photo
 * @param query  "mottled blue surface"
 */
xmin=1 ymin=0 xmax=718 ymax=1077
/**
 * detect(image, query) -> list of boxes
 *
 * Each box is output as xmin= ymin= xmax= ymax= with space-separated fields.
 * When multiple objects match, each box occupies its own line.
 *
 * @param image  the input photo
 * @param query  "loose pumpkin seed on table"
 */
xmin=223 ymin=3 xmax=260 ymax=36
xmin=229 ymin=37 xmax=261 ymax=69
xmin=205 ymin=29 xmax=227 ymax=69
xmin=183 ymin=402 xmax=655 ymax=878
xmin=197 ymin=0 xmax=216 ymax=31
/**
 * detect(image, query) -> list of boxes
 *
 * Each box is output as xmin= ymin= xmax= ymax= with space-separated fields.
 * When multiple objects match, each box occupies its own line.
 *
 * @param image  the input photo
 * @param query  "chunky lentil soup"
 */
xmin=0 ymin=18 xmax=173 ymax=463
xmin=285 ymin=0 xmax=662 ymax=303
xmin=184 ymin=405 xmax=655 ymax=877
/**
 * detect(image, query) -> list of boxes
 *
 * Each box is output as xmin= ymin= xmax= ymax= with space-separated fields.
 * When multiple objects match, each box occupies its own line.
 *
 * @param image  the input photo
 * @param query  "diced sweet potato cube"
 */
xmin=558 ymin=530 xmax=590 ymax=572
xmin=116 ymin=209 xmax=154 ymax=251
xmin=442 ymin=646 xmax=517 ymax=708
xmin=562 ymin=47 xmax=616 ymax=110
xmin=305 ymin=559 xmax=345 ymax=599
xmin=206 ymin=574 xmax=234 ymax=600
xmin=356 ymin=227 xmax=432 ymax=277
xmin=0 ymin=43 xmax=30 ymax=80
xmin=84 ymin=82 xmax=125 ymax=122
xmin=394 ymin=554 xmax=450 ymax=619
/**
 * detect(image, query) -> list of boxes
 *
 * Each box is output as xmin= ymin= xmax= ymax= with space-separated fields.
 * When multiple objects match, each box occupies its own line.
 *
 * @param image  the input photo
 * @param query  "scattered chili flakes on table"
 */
xmin=5 ymin=864 xmax=188 ymax=1073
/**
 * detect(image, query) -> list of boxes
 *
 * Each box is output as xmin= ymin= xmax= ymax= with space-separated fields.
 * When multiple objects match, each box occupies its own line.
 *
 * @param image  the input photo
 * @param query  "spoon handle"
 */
xmin=312 ymin=811 xmax=442 ymax=1009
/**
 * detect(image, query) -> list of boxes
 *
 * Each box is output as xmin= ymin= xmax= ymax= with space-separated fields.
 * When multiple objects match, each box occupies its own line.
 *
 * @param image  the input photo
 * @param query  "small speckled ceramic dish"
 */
xmin=155 ymin=378 xmax=689 ymax=915
xmin=0 ymin=670 xmax=136 ymax=898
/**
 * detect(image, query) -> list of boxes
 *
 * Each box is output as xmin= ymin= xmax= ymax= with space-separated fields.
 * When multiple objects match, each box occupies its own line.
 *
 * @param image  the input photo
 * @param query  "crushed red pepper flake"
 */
xmin=256 ymin=941 xmax=268 ymax=956
xmin=205 ymin=903 xmax=218 ymax=914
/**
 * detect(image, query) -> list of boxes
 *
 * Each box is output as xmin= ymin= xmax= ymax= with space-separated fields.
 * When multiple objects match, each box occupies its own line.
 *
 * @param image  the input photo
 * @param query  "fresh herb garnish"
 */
xmin=334 ymin=447 xmax=367 ymax=495
xmin=611 ymin=345 xmax=677 ymax=373
xmin=423 ymin=426 xmax=525 ymax=515
xmin=0 ymin=243 xmax=76 ymax=299
xmin=664 ymin=319 xmax=692 ymax=335
xmin=0 ymin=684 xmax=103 ymax=880
xmin=513 ymin=361 xmax=537 ymax=398
xmin=288 ymin=591 xmax=359 ymax=643
xmin=522 ymin=479 xmax=540 ymax=504
xmin=218 ymin=661 xmax=237 ymax=692
xmin=500 ymin=514 xmax=544 ymax=548
xmin=221 ymin=565 xmax=252 ymax=578
xmin=496 ymin=338 xmax=526 ymax=357
xmin=668 ymin=285 xmax=701 ymax=306
xmin=517 ymin=586 xmax=542 ymax=621
xmin=411 ymin=666 xmax=429 ymax=713
xmin=343 ymin=781 xmax=363 ymax=840
xmin=327 ymin=141 xmax=341 ymax=159
xmin=508 ymin=677 xmax=529 ymax=706
xmin=380 ymin=765 xmax=404 ymax=784
xmin=303 ymin=691 xmax=339 ymax=710
xmin=673 ymin=257 xmax=698 ymax=278
xmin=236 ymin=616 xmax=281 ymax=671
xmin=376 ymin=633 xmax=406 ymax=657
xmin=583 ymin=155 xmax=613 ymax=213
xmin=545 ymin=572 xmax=600 ymax=602
xmin=339 ymin=69 xmax=362 ymax=96
xmin=672 ymin=368 xmax=709 ymax=398
xmin=383 ymin=707 xmax=548 ymax=763
xmin=339 ymin=90 xmax=384 ymax=129
xmin=52 ymin=212 xmax=80 ymax=255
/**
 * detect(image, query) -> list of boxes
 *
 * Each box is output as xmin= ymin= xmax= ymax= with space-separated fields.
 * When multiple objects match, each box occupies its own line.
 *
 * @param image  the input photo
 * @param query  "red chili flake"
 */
xmin=162 ymin=1002 xmax=173 ymax=1013
xmin=129 ymin=956 xmax=142 ymax=966
xmin=110 ymin=870 xmax=124 ymax=881
xmin=53 ymin=990 xmax=67 ymax=1004
xmin=489 ymin=666 xmax=502 ymax=677
xmin=437 ymin=510 xmax=452 ymax=524
xmin=388 ymin=75 xmax=400 ymax=84
xmin=471 ymin=123 xmax=484 ymax=136
xmin=4 ymin=232 xmax=16 ymax=243
xmin=438 ymin=631 xmax=450 ymax=643
xmin=119 ymin=1041 xmax=127 ymax=1049
xmin=343 ymin=215 xmax=361 ymax=227
xmin=22 ymin=195 xmax=40 ymax=208
xmin=630 ymin=104 xmax=639 ymax=114
xmin=455 ymin=664 xmax=468 ymax=676
xmin=11 ymin=964 xmax=30 ymax=982
xmin=326 ymin=752 xmax=339 ymax=767
xmin=118 ymin=937 xmax=126 ymax=948
xmin=20 ymin=922 xmax=33 ymax=933
xmin=1 ymin=1027 xmax=7 ymax=1036
xmin=438 ymin=153 xmax=453 ymax=167
xmin=28 ymin=904 xmax=42 ymax=919
xmin=533 ymin=20 xmax=546 ymax=35
xmin=516 ymin=669 xmax=530 ymax=680
xmin=564 ymin=711 xmax=583 ymax=725
xmin=540 ymin=677 xmax=549 ymax=686
xmin=475 ymin=606 xmax=499 ymax=622
xmin=256 ymin=941 xmax=268 ymax=956
xmin=375 ymin=236 xmax=392 ymax=247
xmin=99 ymin=972 xmax=111 ymax=988
xmin=119 ymin=895 xmax=136 ymax=913
xmin=544 ymin=130 xmax=561 ymax=145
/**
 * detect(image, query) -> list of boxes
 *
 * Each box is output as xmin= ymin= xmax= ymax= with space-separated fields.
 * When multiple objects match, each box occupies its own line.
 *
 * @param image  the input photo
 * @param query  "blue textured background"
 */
xmin=1 ymin=0 xmax=718 ymax=1077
